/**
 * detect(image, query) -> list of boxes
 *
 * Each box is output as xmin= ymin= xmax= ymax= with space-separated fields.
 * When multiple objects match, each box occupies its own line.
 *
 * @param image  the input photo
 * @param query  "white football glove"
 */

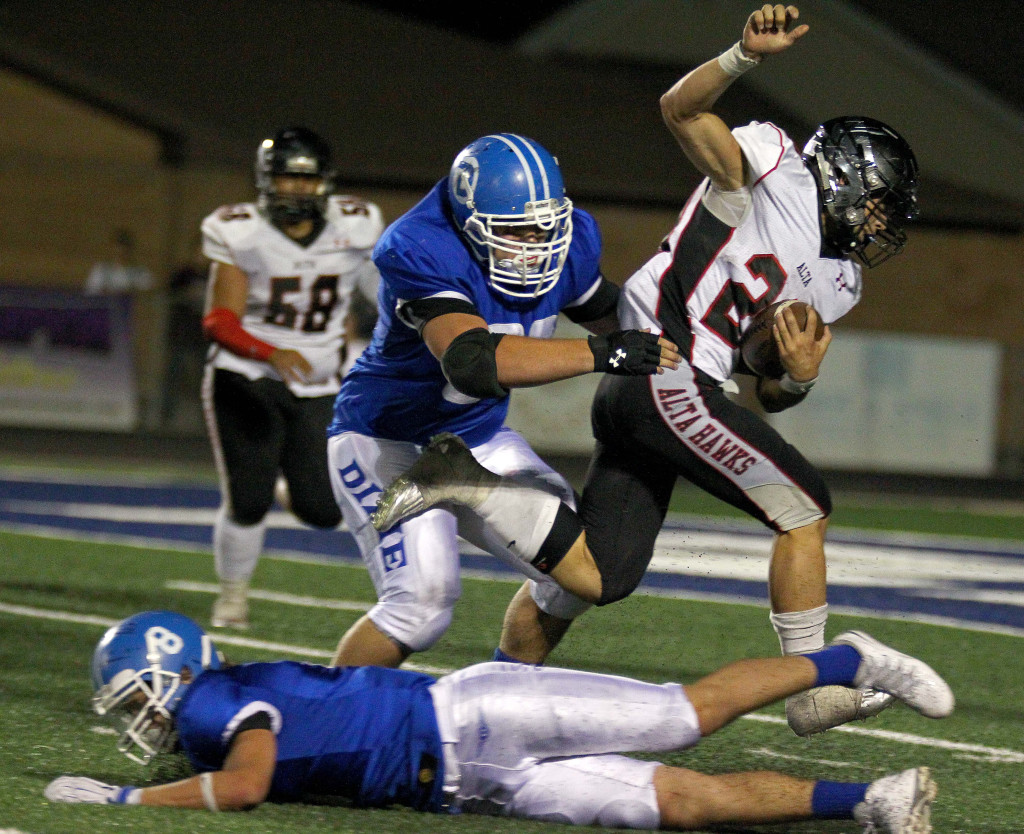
xmin=44 ymin=776 xmax=139 ymax=805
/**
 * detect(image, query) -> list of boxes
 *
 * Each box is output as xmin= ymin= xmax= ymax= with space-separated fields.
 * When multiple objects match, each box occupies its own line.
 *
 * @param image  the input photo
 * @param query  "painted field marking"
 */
xmin=0 ymin=601 xmax=447 ymax=675
xmin=3 ymin=600 xmax=1021 ymax=765
xmin=6 ymin=521 xmax=1024 ymax=639
xmin=745 ymin=746 xmax=879 ymax=770
xmin=165 ymin=580 xmax=372 ymax=612
xmin=743 ymin=714 xmax=1024 ymax=763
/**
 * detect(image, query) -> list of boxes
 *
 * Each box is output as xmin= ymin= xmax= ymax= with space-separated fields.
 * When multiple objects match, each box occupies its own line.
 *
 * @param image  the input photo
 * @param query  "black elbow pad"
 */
xmin=440 ymin=328 xmax=508 ymax=399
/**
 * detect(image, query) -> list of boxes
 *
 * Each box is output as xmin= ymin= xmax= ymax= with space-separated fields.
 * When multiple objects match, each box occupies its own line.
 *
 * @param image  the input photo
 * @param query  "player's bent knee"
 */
xmin=653 ymin=766 xmax=719 ymax=830
xmin=594 ymin=550 xmax=648 ymax=606
xmin=371 ymin=601 xmax=454 ymax=653
xmin=778 ymin=515 xmax=829 ymax=540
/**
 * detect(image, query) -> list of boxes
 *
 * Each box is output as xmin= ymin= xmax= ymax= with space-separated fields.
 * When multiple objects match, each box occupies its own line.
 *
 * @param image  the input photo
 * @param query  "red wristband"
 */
xmin=202 ymin=308 xmax=275 ymax=361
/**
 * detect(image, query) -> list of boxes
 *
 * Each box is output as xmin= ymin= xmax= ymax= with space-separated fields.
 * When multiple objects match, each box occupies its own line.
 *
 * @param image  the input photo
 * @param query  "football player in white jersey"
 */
xmin=370 ymin=6 xmax=920 ymax=738
xmin=200 ymin=126 xmax=383 ymax=630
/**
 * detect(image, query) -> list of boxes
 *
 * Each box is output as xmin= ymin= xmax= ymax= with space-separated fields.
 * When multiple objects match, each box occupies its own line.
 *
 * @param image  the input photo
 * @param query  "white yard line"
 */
xmin=165 ymin=580 xmax=371 ymax=612
xmin=745 ymin=746 xmax=879 ymax=770
xmin=5 ymin=521 xmax=1024 ymax=639
xmin=2 ymin=600 xmax=1021 ymax=764
xmin=743 ymin=714 xmax=1024 ymax=763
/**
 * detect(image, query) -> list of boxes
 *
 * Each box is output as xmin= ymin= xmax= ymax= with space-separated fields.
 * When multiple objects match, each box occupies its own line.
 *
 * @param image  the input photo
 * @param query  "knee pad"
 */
xmin=369 ymin=599 xmax=455 ymax=653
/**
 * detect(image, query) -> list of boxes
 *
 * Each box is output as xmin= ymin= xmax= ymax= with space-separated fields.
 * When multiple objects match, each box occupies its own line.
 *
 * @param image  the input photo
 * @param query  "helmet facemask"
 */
xmin=449 ymin=133 xmax=575 ymax=299
xmin=93 ymin=665 xmax=184 ymax=765
xmin=463 ymin=197 xmax=573 ymax=298
xmin=255 ymin=128 xmax=335 ymax=227
xmin=805 ymin=117 xmax=919 ymax=268
xmin=260 ymin=175 xmax=332 ymax=226
xmin=91 ymin=611 xmax=220 ymax=766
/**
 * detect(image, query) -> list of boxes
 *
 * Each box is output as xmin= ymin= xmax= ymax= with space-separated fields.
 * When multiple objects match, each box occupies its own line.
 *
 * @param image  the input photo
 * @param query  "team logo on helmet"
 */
xmin=449 ymin=155 xmax=479 ymax=209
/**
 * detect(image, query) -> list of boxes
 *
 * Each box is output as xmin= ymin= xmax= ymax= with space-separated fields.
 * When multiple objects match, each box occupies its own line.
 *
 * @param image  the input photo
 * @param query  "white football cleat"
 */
xmin=834 ymin=631 xmax=955 ymax=719
xmin=211 ymin=580 xmax=249 ymax=630
xmin=370 ymin=433 xmax=499 ymax=531
xmin=855 ymin=767 xmax=937 ymax=833
xmin=786 ymin=684 xmax=894 ymax=737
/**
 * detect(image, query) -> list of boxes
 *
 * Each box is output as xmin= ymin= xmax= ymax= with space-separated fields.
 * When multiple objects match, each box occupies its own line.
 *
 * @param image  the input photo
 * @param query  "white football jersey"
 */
xmin=620 ymin=121 xmax=862 ymax=383
xmin=202 ymin=195 xmax=383 ymax=397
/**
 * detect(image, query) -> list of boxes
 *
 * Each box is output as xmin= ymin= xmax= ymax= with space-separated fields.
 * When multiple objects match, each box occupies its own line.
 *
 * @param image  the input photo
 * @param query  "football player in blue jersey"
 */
xmin=324 ymin=132 xmax=681 ymax=668
xmin=47 ymin=610 xmax=949 ymax=832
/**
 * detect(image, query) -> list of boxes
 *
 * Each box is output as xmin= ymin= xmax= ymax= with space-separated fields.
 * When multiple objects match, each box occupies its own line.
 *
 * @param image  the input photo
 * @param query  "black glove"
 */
xmin=588 ymin=330 xmax=664 ymax=375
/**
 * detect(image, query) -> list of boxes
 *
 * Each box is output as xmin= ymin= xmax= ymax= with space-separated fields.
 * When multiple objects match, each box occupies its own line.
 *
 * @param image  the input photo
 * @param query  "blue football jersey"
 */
xmin=174 ymin=662 xmax=446 ymax=811
xmin=328 ymin=179 xmax=604 ymax=447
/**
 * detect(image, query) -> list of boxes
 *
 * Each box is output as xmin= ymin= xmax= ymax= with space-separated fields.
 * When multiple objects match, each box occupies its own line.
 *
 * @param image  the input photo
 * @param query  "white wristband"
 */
xmin=199 ymin=772 xmax=219 ymax=812
xmin=717 ymin=41 xmax=762 ymax=77
xmin=779 ymin=373 xmax=817 ymax=395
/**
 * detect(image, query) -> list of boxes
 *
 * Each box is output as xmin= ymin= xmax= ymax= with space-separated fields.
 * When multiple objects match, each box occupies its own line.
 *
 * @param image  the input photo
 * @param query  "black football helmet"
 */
xmin=802 ymin=116 xmax=918 ymax=268
xmin=255 ymin=126 xmax=335 ymax=226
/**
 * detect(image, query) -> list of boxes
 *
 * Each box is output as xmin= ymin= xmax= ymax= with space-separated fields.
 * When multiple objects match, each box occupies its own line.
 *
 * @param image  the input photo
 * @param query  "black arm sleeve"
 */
xmin=562 ymin=278 xmax=620 ymax=324
xmin=397 ymin=296 xmax=481 ymax=334
xmin=227 ymin=710 xmax=274 ymax=744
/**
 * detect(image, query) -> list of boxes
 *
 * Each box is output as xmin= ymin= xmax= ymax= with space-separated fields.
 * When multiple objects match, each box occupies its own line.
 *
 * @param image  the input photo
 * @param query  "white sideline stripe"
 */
xmin=743 ymin=714 xmax=1024 ymax=763
xmin=0 ymin=601 xmax=448 ymax=676
xmin=165 ymin=581 xmax=372 ymax=612
xmin=3 ymin=601 xmax=1022 ymax=765
xmin=746 ymin=746 xmax=876 ymax=770
xmin=3 ymin=501 xmax=321 ymax=529
xmin=0 ymin=522 xmax=347 ymax=566
xmin=6 ymin=521 xmax=1024 ymax=640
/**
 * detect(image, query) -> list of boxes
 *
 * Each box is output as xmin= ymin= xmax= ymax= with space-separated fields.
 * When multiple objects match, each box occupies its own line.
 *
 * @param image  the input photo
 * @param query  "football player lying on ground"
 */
xmin=47 ymin=611 xmax=951 ymax=832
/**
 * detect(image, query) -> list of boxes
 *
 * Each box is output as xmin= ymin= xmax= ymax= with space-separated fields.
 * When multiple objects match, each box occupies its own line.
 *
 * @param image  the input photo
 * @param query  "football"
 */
xmin=739 ymin=300 xmax=824 ymax=378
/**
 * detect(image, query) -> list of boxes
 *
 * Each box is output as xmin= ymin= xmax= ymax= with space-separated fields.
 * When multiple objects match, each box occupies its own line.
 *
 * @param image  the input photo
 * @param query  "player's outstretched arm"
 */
xmin=422 ymin=312 xmax=679 ymax=392
xmin=45 ymin=729 xmax=277 ymax=812
xmin=660 ymin=4 xmax=809 ymax=190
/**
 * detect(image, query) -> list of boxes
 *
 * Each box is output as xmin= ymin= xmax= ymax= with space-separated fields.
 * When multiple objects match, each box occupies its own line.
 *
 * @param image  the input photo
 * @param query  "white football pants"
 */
xmin=429 ymin=662 xmax=703 ymax=828
xmin=327 ymin=428 xmax=591 ymax=652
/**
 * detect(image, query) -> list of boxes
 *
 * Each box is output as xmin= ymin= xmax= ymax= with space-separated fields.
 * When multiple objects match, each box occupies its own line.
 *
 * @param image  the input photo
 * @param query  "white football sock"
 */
xmin=213 ymin=506 xmax=266 ymax=583
xmin=770 ymin=604 xmax=828 ymax=655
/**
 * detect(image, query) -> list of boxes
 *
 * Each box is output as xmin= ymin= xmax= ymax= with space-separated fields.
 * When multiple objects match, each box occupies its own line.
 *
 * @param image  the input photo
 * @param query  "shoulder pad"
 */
xmin=326 ymin=196 xmax=384 ymax=247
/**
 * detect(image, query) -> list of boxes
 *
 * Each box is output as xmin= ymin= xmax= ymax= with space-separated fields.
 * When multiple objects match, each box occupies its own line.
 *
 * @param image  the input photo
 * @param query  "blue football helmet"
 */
xmin=448 ymin=133 xmax=574 ymax=298
xmin=91 ymin=610 xmax=221 ymax=764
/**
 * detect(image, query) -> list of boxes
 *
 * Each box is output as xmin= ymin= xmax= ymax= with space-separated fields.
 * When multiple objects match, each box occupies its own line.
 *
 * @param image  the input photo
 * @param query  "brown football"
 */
xmin=739 ymin=300 xmax=824 ymax=378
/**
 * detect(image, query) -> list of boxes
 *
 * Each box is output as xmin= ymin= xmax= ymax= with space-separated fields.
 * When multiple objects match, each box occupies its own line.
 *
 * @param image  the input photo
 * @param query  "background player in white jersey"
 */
xmin=201 ymin=126 xmax=383 ymax=630
xmin=47 ymin=609 xmax=950 ymax=832
xmin=326 ymin=133 xmax=679 ymax=668
xmin=372 ymin=6 xmax=920 ymax=738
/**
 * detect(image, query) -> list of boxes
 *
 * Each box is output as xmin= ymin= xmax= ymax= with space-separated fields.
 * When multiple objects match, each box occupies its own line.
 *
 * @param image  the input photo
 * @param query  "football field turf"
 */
xmin=1 ymin=477 xmax=1022 ymax=833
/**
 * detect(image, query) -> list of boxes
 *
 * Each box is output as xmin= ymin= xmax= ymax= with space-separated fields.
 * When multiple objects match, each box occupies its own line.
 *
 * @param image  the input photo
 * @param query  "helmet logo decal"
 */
xmin=145 ymin=626 xmax=184 ymax=659
xmin=450 ymin=156 xmax=479 ymax=208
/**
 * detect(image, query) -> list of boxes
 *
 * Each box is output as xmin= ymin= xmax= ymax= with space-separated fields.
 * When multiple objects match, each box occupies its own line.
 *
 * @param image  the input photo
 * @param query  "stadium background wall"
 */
xmin=1 ymin=67 xmax=1023 ymax=472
